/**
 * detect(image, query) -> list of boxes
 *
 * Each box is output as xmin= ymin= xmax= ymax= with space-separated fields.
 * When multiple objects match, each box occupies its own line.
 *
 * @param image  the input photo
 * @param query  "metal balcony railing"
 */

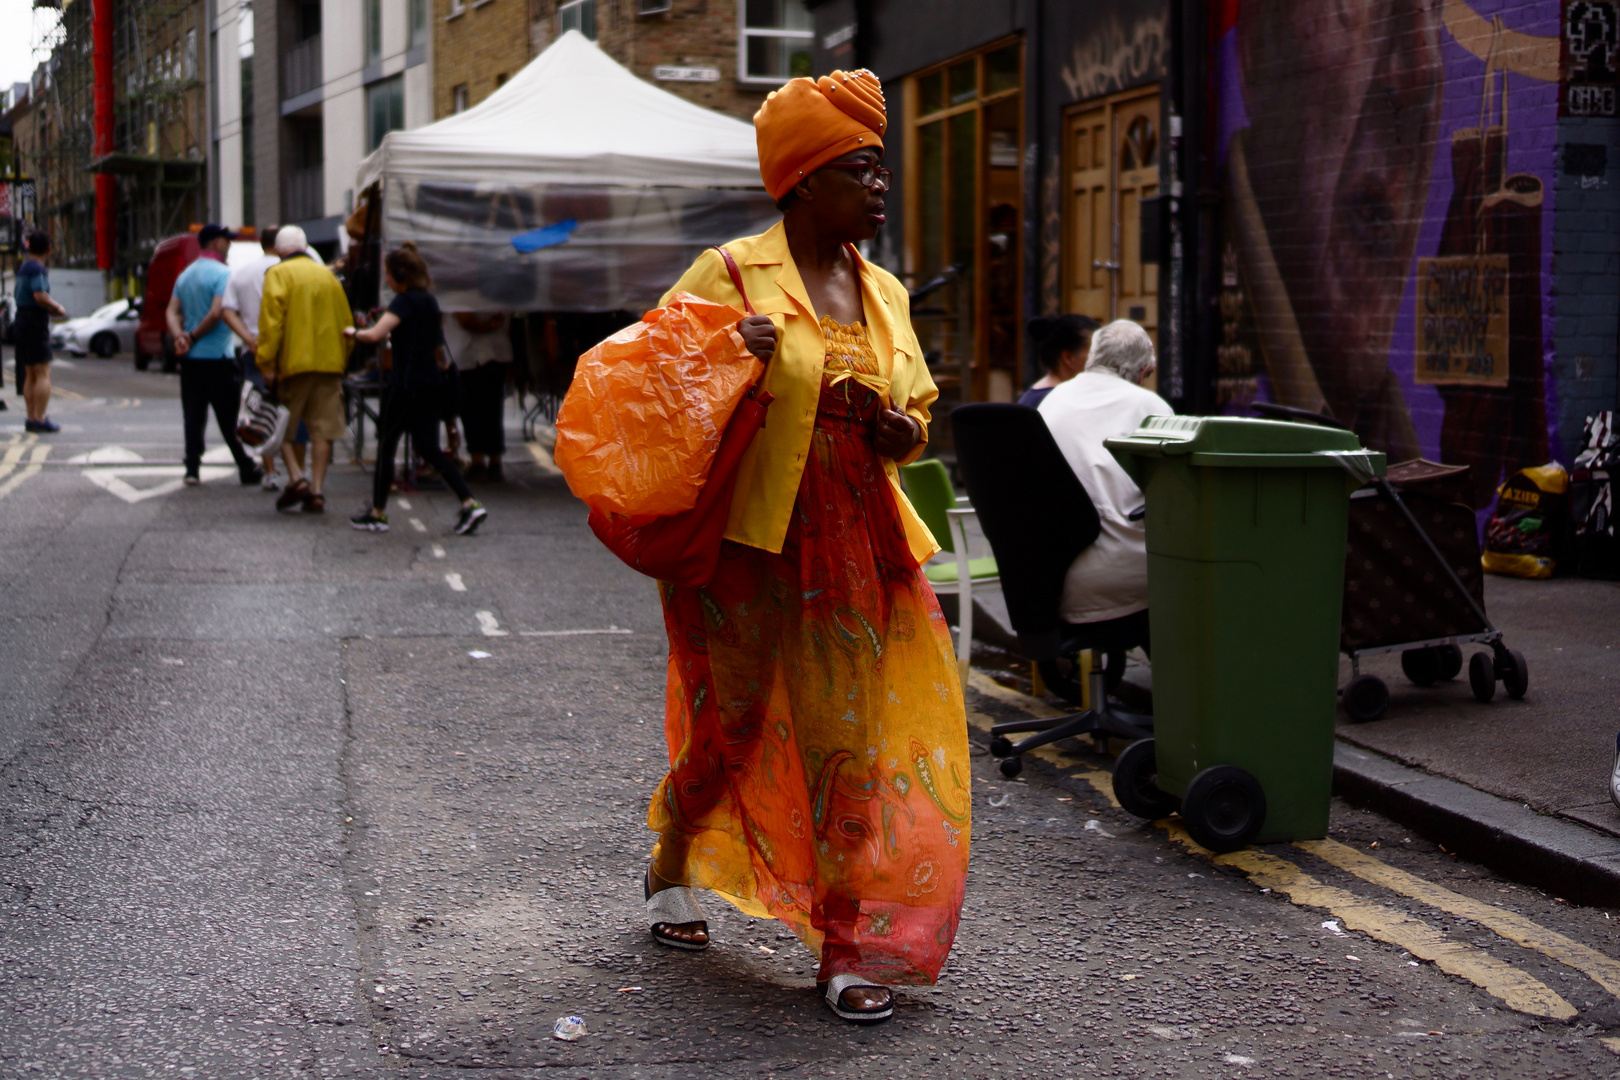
xmin=283 ymin=35 xmax=322 ymax=101
xmin=285 ymin=164 xmax=324 ymax=222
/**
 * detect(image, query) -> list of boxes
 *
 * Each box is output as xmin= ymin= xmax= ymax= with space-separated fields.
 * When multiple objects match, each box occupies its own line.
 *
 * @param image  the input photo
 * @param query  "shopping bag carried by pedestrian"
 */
xmin=237 ymin=379 xmax=291 ymax=456
xmin=1569 ymin=410 xmax=1619 ymax=579
xmin=554 ymin=247 xmax=771 ymax=588
xmin=1482 ymin=462 xmax=1569 ymax=579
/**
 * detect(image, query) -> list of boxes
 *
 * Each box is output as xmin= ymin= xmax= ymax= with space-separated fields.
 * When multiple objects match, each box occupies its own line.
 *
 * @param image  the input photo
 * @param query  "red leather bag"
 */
xmin=586 ymin=248 xmax=773 ymax=587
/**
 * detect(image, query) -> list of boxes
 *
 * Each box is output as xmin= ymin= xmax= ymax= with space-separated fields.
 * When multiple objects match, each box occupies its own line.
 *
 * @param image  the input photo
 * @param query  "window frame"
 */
xmin=364 ymin=0 xmax=383 ymax=67
xmin=557 ymin=0 xmax=597 ymax=39
xmin=900 ymin=36 xmax=1025 ymax=406
xmin=736 ymin=0 xmax=814 ymax=87
xmin=365 ymin=74 xmax=405 ymax=152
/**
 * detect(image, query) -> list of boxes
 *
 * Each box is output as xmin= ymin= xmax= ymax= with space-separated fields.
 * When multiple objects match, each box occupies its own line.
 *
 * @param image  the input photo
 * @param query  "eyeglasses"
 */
xmin=820 ymin=161 xmax=893 ymax=191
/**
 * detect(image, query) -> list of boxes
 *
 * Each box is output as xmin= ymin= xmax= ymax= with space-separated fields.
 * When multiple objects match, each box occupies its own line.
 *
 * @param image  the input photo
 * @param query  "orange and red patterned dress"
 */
xmin=648 ymin=316 xmax=971 ymax=986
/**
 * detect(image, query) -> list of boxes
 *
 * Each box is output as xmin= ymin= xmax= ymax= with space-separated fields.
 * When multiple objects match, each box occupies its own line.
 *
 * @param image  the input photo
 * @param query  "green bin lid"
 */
xmin=1105 ymin=415 xmax=1385 ymax=476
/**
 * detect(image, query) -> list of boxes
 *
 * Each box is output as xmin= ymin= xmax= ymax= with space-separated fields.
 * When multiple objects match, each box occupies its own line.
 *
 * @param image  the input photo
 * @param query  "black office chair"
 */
xmin=950 ymin=403 xmax=1152 ymax=778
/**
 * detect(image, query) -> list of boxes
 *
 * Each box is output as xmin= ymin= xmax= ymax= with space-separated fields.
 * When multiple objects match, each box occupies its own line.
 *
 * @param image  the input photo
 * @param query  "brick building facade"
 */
xmin=435 ymin=0 xmax=813 ymax=122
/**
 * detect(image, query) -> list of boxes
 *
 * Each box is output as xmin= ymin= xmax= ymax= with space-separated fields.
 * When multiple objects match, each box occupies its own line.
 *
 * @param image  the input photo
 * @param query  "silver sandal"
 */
xmin=819 ymin=973 xmax=894 ymax=1023
xmin=644 ymin=867 xmax=709 ymax=951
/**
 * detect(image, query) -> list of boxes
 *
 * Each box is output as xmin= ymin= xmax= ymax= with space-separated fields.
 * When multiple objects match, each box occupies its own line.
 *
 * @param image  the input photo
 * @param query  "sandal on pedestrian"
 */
xmin=303 ymin=493 xmax=326 ymax=514
xmin=818 ymin=974 xmax=894 ymax=1024
xmin=644 ymin=867 xmax=709 ymax=951
xmin=275 ymin=479 xmax=310 ymax=512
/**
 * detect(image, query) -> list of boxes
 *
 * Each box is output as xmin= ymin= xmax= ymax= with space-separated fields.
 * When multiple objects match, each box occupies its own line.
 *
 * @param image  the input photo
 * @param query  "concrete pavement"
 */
xmin=2 ymin=357 xmax=1619 ymax=1078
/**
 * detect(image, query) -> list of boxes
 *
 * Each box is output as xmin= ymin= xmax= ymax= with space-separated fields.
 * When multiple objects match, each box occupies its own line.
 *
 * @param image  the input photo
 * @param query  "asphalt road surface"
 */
xmin=2 ymin=358 xmax=1619 ymax=1078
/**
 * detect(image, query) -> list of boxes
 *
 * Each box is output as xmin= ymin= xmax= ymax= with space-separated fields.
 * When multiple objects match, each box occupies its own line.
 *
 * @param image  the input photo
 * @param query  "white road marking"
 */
xmin=517 ymin=627 xmax=633 ymax=638
xmin=445 ymin=572 xmax=467 ymax=592
xmin=397 ymin=497 xmax=413 ymax=510
xmin=430 ymin=544 xmax=446 ymax=559
xmin=66 ymin=445 xmax=145 ymax=464
xmin=475 ymin=611 xmax=509 ymax=637
xmin=410 ymin=518 xmax=427 ymax=533
xmin=81 ymin=465 xmax=233 ymax=503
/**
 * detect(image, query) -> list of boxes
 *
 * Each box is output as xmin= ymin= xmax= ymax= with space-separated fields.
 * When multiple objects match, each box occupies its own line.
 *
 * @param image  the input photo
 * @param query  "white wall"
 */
xmin=214 ymin=0 xmax=249 ymax=226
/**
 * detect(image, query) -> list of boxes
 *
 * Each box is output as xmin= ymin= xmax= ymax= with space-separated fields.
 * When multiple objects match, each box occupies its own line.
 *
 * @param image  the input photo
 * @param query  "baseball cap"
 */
xmin=197 ymin=223 xmax=237 ymax=245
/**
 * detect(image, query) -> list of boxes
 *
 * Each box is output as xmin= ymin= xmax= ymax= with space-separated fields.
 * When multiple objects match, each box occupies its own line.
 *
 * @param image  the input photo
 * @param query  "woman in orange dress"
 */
xmin=640 ymin=70 xmax=971 ymax=1024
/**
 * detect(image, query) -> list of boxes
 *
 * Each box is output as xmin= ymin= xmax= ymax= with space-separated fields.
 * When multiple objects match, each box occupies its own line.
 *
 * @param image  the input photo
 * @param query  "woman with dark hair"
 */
xmin=345 ymin=243 xmax=487 ymax=535
xmin=636 ymin=70 xmax=969 ymax=1025
xmin=1017 ymin=313 xmax=1100 ymax=409
xmin=13 ymin=231 xmax=68 ymax=432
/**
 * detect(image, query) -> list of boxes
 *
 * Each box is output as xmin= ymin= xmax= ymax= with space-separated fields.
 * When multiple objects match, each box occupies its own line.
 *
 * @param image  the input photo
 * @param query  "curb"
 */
xmin=1333 ymin=741 xmax=1620 ymax=907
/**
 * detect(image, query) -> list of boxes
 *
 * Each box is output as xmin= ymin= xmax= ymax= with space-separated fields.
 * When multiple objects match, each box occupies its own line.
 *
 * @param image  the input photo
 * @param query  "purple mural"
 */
xmin=1213 ymin=0 xmax=1567 ymax=507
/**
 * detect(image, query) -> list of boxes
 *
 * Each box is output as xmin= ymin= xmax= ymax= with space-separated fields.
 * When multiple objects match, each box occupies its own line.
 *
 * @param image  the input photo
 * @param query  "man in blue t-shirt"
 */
xmin=13 ymin=231 xmax=68 ymax=433
xmin=166 ymin=224 xmax=261 ymax=485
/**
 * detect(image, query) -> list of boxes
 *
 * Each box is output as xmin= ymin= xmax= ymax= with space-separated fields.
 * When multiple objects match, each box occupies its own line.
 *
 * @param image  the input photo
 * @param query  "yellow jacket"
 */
xmin=256 ymin=254 xmax=353 ymax=380
xmin=660 ymin=222 xmax=940 ymax=563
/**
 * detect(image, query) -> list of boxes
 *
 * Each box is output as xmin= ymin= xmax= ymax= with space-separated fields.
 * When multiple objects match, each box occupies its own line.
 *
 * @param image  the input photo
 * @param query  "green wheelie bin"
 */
xmin=1103 ymin=416 xmax=1385 ymax=852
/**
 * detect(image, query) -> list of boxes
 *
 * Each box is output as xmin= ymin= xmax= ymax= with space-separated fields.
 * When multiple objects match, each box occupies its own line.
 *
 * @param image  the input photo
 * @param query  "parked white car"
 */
xmin=52 ymin=298 xmax=143 ymax=358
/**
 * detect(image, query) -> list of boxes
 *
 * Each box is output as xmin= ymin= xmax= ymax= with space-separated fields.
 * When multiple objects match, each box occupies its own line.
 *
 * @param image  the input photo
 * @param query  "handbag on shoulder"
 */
xmin=578 ymin=247 xmax=774 ymax=588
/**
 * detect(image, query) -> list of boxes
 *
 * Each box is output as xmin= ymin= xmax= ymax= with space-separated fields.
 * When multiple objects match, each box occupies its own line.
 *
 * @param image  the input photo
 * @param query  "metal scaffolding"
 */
xmin=32 ymin=0 xmax=207 ymax=275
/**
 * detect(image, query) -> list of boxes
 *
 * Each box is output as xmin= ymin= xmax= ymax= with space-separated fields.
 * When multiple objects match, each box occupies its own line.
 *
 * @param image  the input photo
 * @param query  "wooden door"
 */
xmin=1066 ymin=105 xmax=1111 ymax=323
xmin=1065 ymin=87 xmax=1161 ymax=344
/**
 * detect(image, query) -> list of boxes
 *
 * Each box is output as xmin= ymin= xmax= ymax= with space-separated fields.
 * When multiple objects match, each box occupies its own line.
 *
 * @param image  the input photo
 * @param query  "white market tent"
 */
xmin=355 ymin=30 xmax=777 ymax=312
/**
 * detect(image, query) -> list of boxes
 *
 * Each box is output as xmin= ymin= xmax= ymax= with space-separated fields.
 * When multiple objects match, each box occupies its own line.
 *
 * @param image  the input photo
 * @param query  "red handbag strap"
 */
xmin=714 ymin=246 xmax=755 ymax=316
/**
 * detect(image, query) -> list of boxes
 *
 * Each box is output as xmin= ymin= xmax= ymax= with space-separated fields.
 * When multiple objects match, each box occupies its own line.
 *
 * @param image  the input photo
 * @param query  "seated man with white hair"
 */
xmin=1037 ymin=319 xmax=1172 ymax=627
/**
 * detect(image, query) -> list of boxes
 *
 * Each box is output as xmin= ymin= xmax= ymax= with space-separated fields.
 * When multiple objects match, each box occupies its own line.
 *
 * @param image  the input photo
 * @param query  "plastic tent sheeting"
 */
xmin=354 ymin=30 xmax=778 ymax=313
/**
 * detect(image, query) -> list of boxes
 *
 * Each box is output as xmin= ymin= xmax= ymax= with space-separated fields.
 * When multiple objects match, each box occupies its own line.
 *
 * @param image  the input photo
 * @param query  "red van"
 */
xmin=135 ymin=234 xmax=200 ymax=371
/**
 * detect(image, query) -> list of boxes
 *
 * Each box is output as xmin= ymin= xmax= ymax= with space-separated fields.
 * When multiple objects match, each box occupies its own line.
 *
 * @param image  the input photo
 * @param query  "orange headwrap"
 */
xmin=754 ymin=69 xmax=887 ymax=202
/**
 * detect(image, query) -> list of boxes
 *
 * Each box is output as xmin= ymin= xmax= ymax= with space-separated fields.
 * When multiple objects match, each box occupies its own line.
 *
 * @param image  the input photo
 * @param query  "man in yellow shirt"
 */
xmin=256 ymin=224 xmax=353 ymax=513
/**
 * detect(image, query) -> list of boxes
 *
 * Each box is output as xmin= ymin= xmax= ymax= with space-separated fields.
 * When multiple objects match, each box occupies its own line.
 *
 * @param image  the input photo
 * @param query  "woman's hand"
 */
xmin=738 ymin=315 xmax=777 ymax=363
xmin=873 ymin=408 xmax=921 ymax=459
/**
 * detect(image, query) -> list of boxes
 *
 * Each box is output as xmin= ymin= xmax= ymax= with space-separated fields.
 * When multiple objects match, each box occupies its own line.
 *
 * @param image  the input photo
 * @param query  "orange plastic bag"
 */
xmin=554 ymin=292 xmax=762 ymax=518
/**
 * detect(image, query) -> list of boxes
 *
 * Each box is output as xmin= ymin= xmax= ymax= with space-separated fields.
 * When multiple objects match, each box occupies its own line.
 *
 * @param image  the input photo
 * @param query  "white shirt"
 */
xmin=443 ymin=312 xmax=513 ymax=370
xmin=222 ymin=251 xmax=282 ymax=342
xmin=1038 ymin=369 xmax=1173 ymax=624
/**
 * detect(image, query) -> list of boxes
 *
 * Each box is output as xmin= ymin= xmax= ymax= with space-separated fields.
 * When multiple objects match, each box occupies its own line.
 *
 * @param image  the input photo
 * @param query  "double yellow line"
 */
xmin=965 ymin=670 xmax=1619 ymax=1021
xmin=0 ymin=434 xmax=50 ymax=500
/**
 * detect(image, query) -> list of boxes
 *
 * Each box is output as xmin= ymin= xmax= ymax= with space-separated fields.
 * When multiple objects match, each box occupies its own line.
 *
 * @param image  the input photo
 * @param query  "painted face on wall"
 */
xmin=1238 ymin=0 xmax=1443 ymax=455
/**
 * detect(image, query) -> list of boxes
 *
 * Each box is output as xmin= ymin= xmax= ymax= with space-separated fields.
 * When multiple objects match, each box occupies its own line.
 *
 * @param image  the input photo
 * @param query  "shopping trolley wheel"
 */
xmin=1469 ymin=651 xmax=1497 ymax=703
xmin=1113 ymin=739 xmax=1179 ymax=820
xmin=1401 ymin=648 xmax=1443 ymax=687
xmin=999 ymin=755 xmax=1024 ymax=779
xmin=1342 ymin=675 xmax=1390 ymax=723
xmin=1181 ymin=765 xmax=1266 ymax=853
xmin=1502 ymin=649 xmax=1530 ymax=700
xmin=1437 ymin=644 xmax=1464 ymax=681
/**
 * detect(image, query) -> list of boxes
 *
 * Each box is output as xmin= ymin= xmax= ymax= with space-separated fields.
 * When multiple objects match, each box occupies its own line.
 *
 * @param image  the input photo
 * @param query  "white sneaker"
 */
xmin=1610 ymin=731 xmax=1620 ymax=811
xmin=261 ymin=472 xmax=283 ymax=492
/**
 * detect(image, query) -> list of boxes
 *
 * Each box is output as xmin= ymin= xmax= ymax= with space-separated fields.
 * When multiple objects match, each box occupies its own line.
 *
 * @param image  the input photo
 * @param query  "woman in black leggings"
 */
xmin=345 ymin=244 xmax=487 ymax=536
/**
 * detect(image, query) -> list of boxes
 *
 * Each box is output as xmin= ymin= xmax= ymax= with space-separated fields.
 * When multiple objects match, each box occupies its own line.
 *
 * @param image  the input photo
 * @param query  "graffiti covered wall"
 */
xmin=1216 ymin=0 xmax=1614 ymax=507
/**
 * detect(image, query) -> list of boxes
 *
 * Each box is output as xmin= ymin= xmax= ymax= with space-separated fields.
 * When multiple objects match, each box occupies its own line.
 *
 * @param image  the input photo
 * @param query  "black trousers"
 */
xmin=180 ymin=359 xmax=257 ymax=476
xmin=459 ymin=361 xmax=510 ymax=456
xmin=373 ymin=386 xmax=472 ymax=511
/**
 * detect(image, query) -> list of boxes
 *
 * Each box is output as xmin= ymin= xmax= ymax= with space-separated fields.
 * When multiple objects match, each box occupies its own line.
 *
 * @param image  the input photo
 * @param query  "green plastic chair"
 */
xmin=899 ymin=458 xmax=1000 ymax=680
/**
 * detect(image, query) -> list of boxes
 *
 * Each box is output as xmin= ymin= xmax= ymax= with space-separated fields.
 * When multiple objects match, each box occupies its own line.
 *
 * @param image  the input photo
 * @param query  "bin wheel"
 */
xmin=1342 ymin=675 xmax=1390 ymax=723
xmin=988 ymin=735 xmax=1013 ymax=758
xmin=999 ymin=755 xmax=1023 ymax=779
xmin=1501 ymin=649 xmax=1530 ymax=700
xmin=1112 ymin=738 xmax=1179 ymax=820
xmin=1181 ymin=765 xmax=1267 ymax=853
xmin=1401 ymin=648 xmax=1442 ymax=687
xmin=1436 ymin=644 xmax=1464 ymax=681
xmin=1469 ymin=651 xmax=1497 ymax=703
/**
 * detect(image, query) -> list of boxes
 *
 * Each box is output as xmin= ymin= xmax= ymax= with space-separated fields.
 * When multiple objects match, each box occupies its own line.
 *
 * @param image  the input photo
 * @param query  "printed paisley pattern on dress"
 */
xmin=648 ymin=317 xmax=971 ymax=986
